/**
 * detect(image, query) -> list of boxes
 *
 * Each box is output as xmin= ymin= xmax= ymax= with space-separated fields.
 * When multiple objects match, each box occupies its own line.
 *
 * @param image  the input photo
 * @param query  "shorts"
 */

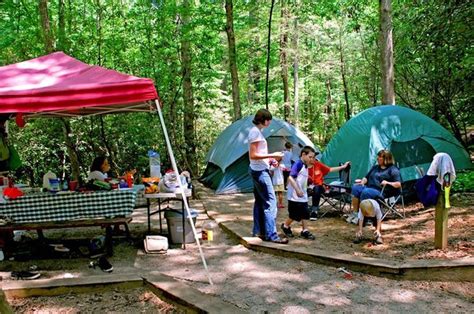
xmin=287 ymin=200 xmax=310 ymax=222
xmin=362 ymin=216 xmax=378 ymax=228
xmin=274 ymin=184 xmax=284 ymax=192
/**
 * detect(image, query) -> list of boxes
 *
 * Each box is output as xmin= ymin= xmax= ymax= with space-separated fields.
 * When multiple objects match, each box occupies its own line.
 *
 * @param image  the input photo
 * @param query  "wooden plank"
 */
xmin=0 ymin=217 xmax=132 ymax=231
xmin=434 ymin=192 xmax=448 ymax=249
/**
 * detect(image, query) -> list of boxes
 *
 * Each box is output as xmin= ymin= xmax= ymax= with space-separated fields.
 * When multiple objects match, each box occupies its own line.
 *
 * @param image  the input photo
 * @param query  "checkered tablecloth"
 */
xmin=0 ymin=190 xmax=137 ymax=224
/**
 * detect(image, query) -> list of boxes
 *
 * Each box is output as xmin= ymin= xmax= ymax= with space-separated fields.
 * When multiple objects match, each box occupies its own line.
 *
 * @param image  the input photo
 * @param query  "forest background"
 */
xmin=0 ymin=0 xmax=472 ymax=186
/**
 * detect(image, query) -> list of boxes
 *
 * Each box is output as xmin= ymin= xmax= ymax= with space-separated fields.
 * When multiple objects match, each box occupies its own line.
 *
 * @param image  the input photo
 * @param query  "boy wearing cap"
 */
xmin=354 ymin=199 xmax=383 ymax=244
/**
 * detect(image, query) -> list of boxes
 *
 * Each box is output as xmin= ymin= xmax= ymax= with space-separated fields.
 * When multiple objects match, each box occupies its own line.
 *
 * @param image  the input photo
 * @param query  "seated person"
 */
xmin=307 ymin=156 xmax=350 ymax=221
xmin=348 ymin=149 xmax=401 ymax=224
xmin=88 ymin=156 xmax=110 ymax=182
xmin=354 ymin=199 xmax=383 ymax=244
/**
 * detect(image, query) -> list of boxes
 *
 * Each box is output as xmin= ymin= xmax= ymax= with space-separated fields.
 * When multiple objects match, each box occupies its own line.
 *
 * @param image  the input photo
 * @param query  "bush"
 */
xmin=452 ymin=170 xmax=474 ymax=193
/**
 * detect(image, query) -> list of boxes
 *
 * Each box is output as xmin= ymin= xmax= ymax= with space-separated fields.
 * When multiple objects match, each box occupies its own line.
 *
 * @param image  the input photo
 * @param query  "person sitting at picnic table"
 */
xmin=347 ymin=149 xmax=401 ymax=224
xmin=87 ymin=156 xmax=111 ymax=182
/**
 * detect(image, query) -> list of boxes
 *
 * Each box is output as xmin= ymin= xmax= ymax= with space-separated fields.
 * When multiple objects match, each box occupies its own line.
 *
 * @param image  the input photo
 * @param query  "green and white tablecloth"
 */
xmin=0 ymin=190 xmax=137 ymax=224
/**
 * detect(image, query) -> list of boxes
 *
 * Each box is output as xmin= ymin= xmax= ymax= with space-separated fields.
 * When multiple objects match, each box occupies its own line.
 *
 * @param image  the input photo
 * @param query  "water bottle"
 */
xmin=201 ymin=220 xmax=219 ymax=245
xmin=148 ymin=150 xmax=161 ymax=178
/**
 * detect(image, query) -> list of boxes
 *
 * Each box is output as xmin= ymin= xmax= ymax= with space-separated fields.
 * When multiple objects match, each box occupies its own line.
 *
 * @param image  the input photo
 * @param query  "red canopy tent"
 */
xmin=0 ymin=52 xmax=213 ymax=283
xmin=0 ymin=51 xmax=158 ymax=117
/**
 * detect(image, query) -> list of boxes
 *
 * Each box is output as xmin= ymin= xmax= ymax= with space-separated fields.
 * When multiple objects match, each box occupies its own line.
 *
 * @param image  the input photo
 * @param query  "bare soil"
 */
xmin=1 ymin=186 xmax=473 ymax=312
xmin=8 ymin=287 xmax=182 ymax=313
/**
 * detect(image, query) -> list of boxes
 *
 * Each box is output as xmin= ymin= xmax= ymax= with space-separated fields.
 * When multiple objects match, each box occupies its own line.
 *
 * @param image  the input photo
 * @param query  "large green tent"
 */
xmin=321 ymin=105 xmax=472 ymax=184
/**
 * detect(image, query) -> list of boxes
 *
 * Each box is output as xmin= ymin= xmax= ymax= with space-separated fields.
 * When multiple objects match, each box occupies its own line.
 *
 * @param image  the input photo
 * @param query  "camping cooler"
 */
xmin=164 ymin=208 xmax=198 ymax=244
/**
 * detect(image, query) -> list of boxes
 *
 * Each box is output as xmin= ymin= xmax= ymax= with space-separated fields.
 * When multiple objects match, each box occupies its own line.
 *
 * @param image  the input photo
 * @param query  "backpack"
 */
xmin=415 ymin=175 xmax=440 ymax=207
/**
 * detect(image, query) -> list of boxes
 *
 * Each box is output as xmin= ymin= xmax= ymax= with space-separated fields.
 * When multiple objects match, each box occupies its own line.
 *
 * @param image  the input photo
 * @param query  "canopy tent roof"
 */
xmin=0 ymin=52 xmax=158 ymax=117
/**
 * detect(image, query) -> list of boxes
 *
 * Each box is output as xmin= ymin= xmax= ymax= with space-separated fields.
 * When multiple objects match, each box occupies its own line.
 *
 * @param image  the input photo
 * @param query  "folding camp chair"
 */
xmin=378 ymin=179 xmax=405 ymax=220
xmin=317 ymin=163 xmax=352 ymax=218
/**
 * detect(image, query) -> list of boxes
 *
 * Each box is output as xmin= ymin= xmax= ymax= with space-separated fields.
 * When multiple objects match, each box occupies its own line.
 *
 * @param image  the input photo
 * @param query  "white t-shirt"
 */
xmin=271 ymin=165 xmax=284 ymax=186
xmin=87 ymin=170 xmax=108 ymax=181
xmin=248 ymin=126 xmax=269 ymax=171
xmin=287 ymin=160 xmax=308 ymax=202
xmin=358 ymin=199 xmax=382 ymax=220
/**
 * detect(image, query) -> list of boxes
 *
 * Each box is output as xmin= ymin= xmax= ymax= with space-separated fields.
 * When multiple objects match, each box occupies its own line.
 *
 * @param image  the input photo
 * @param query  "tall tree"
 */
xmin=265 ymin=0 xmax=276 ymax=109
xmin=292 ymin=1 xmax=299 ymax=125
xmin=379 ymin=0 xmax=395 ymax=105
xmin=225 ymin=0 xmax=241 ymax=121
xmin=38 ymin=0 xmax=54 ymax=53
xmin=180 ymin=0 xmax=197 ymax=176
xmin=279 ymin=0 xmax=290 ymax=121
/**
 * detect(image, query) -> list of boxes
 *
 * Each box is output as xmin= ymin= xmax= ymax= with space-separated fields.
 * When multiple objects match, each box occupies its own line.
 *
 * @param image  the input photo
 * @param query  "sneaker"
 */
xmin=280 ymin=223 xmax=294 ymax=238
xmin=300 ymin=230 xmax=315 ymax=240
xmin=346 ymin=212 xmax=357 ymax=223
xmin=309 ymin=210 xmax=318 ymax=221
xmin=351 ymin=216 xmax=359 ymax=224
xmin=271 ymin=237 xmax=289 ymax=244
xmin=11 ymin=271 xmax=41 ymax=280
xmin=374 ymin=235 xmax=383 ymax=245
xmin=97 ymin=256 xmax=113 ymax=273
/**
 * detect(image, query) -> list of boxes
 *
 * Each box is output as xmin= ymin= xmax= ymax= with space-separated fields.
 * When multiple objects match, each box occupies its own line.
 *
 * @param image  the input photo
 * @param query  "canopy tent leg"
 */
xmin=153 ymin=99 xmax=213 ymax=285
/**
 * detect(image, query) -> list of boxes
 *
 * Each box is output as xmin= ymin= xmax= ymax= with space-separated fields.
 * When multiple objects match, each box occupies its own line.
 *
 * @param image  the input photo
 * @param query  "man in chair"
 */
xmin=308 ymin=157 xmax=351 ymax=221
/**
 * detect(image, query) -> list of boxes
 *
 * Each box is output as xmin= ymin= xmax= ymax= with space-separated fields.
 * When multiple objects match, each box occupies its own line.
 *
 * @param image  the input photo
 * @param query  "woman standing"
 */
xmin=248 ymin=109 xmax=287 ymax=244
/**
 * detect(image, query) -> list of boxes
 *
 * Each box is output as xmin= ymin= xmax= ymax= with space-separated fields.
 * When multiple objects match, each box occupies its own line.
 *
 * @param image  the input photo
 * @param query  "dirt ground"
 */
xmin=1 ymin=187 xmax=473 ymax=312
xmin=8 ymin=287 xmax=182 ymax=313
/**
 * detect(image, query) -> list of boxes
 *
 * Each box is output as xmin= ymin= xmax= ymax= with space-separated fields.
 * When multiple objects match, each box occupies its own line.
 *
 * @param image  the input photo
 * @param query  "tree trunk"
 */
xmin=180 ymin=0 xmax=197 ymax=176
xmin=339 ymin=28 xmax=350 ymax=120
xmin=57 ymin=0 xmax=66 ymax=51
xmin=247 ymin=0 xmax=261 ymax=106
xmin=379 ymin=0 xmax=395 ymax=105
xmin=38 ymin=0 xmax=54 ymax=53
xmin=265 ymin=0 xmax=276 ymax=109
xmin=225 ymin=0 xmax=241 ymax=121
xmin=324 ymin=79 xmax=333 ymax=143
xmin=60 ymin=119 xmax=81 ymax=184
xmin=292 ymin=4 xmax=299 ymax=125
xmin=279 ymin=0 xmax=290 ymax=121
xmin=95 ymin=0 xmax=103 ymax=65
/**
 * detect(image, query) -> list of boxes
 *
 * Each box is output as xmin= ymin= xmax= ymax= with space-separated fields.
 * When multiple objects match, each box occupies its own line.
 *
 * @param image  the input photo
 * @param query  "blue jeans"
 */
xmin=351 ymin=184 xmax=382 ymax=200
xmin=249 ymin=168 xmax=279 ymax=241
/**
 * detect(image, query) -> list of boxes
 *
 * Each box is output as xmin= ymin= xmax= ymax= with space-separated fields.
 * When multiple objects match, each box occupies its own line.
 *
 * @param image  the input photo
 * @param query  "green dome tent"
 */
xmin=200 ymin=116 xmax=316 ymax=194
xmin=321 ymin=105 xmax=472 ymax=184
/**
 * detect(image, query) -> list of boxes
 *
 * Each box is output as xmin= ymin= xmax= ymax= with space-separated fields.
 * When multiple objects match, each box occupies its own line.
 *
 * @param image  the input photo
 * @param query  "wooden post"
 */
xmin=434 ymin=190 xmax=448 ymax=249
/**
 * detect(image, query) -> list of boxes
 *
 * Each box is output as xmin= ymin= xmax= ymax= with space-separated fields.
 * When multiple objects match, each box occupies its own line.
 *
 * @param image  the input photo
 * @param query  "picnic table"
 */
xmin=0 ymin=189 xmax=137 ymax=255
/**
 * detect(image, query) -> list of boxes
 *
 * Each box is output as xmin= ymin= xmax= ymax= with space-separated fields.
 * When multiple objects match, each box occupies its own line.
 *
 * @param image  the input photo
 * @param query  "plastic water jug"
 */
xmin=201 ymin=220 xmax=219 ymax=245
xmin=148 ymin=150 xmax=161 ymax=178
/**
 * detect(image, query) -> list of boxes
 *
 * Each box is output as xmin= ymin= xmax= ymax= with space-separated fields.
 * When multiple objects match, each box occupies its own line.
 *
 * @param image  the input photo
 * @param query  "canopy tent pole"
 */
xmin=154 ymin=99 xmax=213 ymax=285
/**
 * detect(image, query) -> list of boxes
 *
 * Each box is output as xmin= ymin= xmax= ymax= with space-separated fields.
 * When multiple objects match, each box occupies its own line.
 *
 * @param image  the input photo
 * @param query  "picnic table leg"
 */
xmin=105 ymin=225 xmax=113 ymax=256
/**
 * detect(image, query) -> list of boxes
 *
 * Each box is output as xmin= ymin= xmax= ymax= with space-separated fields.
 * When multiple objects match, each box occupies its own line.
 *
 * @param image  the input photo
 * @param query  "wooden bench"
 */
xmin=0 ymin=217 xmax=132 ymax=256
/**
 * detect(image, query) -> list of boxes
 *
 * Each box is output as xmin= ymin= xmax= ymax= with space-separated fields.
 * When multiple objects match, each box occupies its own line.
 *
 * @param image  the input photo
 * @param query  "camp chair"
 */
xmin=378 ymin=178 xmax=405 ymax=220
xmin=317 ymin=163 xmax=352 ymax=218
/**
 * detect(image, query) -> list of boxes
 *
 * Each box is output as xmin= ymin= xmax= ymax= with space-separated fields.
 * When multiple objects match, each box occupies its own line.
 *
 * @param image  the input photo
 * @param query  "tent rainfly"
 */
xmin=0 ymin=52 xmax=213 ymax=284
xmin=200 ymin=116 xmax=317 ymax=194
xmin=321 ymin=105 xmax=472 ymax=184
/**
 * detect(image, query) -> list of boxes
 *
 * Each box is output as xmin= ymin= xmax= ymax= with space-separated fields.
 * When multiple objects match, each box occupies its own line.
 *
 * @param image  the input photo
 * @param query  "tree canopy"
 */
xmin=0 ymin=0 xmax=471 ymax=185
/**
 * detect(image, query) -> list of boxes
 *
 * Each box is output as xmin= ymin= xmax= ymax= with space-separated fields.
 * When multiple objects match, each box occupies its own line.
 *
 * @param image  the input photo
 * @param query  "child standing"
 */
xmin=281 ymin=142 xmax=293 ymax=189
xmin=280 ymin=146 xmax=317 ymax=240
xmin=270 ymin=161 xmax=285 ymax=208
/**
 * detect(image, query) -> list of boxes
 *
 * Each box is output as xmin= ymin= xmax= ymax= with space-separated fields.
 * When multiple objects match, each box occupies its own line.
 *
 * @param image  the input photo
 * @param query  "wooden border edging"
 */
xmin=143 ymin=272 xmax=245 ymax=314
xmin=0 ymin=272 xmax=244 ymax=313
xmin=219 ymin=220 xmax=474 ymax=282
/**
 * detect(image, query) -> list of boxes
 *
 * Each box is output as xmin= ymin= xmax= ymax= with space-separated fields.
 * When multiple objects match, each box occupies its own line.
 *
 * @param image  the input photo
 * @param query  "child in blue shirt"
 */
xmin=280 ymin=146 xmax=317 ymax=240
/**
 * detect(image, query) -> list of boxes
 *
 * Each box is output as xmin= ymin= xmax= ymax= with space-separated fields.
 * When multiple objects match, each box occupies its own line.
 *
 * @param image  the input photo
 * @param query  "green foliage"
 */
xmin=452 ymin=170 xmax=474 ymax=193
xmin=0 ymin=0 xmax=471 ymax=184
